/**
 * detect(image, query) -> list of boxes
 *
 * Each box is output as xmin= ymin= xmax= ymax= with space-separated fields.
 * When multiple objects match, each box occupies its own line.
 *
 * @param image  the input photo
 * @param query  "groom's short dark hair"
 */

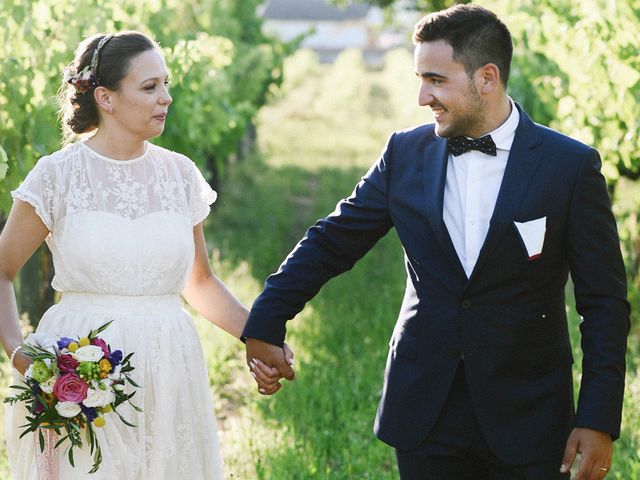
xmin=413 ymin=4 xmax=513 ymax=88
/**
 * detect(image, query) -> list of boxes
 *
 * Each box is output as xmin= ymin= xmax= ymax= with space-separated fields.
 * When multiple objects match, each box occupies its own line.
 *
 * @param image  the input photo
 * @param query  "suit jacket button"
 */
xmin=449 ymin=349 xmax=461 ymax=359
xmin=461 ymin=299 xmax=471 ymax=309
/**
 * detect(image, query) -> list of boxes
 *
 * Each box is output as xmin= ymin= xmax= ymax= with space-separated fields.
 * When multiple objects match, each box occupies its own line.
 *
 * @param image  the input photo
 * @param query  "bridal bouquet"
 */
xmin=4 ymin=321 xmax=140 ymax=473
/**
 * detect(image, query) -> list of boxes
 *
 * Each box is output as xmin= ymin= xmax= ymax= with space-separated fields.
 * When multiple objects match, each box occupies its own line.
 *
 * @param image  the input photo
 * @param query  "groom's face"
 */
xmin=414 ymin=40 xmax=486 ymax=138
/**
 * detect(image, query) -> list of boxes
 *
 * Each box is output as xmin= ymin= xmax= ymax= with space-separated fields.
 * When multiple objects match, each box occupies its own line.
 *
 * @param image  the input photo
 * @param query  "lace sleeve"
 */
xmin=188 ymin=161 xmax=217 ymax=226
xmin=10 ymin=156 xmax=58 ymax=231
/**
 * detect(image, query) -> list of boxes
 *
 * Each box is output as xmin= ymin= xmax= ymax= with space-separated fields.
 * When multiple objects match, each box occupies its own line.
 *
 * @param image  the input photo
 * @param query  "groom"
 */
xmin=242 ymin=4 xmax=629 ymax=479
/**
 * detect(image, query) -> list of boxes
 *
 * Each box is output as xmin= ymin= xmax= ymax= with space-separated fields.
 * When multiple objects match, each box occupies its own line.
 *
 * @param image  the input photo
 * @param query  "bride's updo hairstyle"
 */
xmin=57 ymin=31 xmax=159 ymax=143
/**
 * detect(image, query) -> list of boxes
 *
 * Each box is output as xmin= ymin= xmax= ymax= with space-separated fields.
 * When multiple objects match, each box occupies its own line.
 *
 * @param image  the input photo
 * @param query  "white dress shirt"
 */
xmin=443 ymin=99 xmax=520 ymax=278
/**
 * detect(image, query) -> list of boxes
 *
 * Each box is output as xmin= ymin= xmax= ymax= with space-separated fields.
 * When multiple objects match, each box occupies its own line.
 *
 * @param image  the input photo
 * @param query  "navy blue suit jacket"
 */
xmin=242 ymin=105 xmax=630 ymax=464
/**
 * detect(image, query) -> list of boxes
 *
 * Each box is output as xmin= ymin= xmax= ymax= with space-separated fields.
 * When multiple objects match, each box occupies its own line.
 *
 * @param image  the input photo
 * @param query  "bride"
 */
xmin=0 ymin=31 xmax=290 ymax=479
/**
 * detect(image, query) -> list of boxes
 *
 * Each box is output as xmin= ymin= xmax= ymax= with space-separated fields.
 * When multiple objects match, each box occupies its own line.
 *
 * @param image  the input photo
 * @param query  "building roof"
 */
xmin=262 ymin=0 xmax=370 ymax=21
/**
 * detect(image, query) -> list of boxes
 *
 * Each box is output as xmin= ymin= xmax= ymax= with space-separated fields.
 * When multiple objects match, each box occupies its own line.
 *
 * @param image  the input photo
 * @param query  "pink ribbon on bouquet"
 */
xmin=34 ymin=429 xmax=60 ymax=480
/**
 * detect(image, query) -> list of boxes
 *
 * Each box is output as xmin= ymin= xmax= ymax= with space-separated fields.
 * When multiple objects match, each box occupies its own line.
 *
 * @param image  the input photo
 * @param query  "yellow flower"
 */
xmin=78 ymin=337 xmax=91 ymax=347
xmin=68 ymin=341 xmax=79 ymax=352
xmin=99 ymin=358 xmax=112 ymax=372
xmin=100 ymin=405 xmax=112 ymax=413
xmin=93 ymin=416 xmax=106 ymax=428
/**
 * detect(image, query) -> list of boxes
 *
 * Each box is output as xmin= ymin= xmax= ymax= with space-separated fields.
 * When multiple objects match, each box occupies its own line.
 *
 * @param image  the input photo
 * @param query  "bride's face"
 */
xmin=103 ymin=49 xmax=172 ymax=141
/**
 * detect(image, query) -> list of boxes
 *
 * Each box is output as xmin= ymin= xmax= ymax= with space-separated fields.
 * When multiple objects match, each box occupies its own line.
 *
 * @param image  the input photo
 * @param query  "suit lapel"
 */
xmin=423 ymin=133 xmax=468 ymax=282
xmin=466 ymin=107 xmax=544 ymax=286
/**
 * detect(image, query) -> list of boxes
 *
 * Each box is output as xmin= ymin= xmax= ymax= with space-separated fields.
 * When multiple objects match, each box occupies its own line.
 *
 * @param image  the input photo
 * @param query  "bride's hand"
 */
xmin=12 ymin=351 xmax=33 ymax=376
xmin=249 ymin=343 xmax=295 ymax=395
xmin=283 ymin=342 xmax=294 ymax=367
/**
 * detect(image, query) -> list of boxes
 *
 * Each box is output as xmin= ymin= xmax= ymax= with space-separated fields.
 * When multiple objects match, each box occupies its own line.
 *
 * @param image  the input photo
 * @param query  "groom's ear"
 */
xmin=476 ymin=63 xmax=501 ymax=95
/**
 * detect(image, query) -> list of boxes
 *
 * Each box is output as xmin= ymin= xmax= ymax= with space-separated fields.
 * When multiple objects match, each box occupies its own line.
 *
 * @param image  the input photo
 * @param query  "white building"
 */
xmin=260 ymin=0 xmax=407 ymax=64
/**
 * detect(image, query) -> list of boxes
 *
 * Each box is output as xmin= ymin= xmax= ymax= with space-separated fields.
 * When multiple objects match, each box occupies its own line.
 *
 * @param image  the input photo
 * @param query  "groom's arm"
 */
xmin=567 ymin=148 xmax=629 ymax=438
xmin=243 ymin=134 xmax=396 ymax=349
xmin=560 ymin=147 xmax=630 ymax=476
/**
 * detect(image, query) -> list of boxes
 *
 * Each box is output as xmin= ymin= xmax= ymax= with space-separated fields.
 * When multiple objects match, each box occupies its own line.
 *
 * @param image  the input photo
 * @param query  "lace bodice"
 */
xmin=11 ymin=142 xmax=217 ymax=296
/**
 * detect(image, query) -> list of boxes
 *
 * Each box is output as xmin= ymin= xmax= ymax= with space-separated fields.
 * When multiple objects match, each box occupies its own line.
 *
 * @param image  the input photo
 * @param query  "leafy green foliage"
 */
xmin=500 ymin=0 xmax=640 ymax=182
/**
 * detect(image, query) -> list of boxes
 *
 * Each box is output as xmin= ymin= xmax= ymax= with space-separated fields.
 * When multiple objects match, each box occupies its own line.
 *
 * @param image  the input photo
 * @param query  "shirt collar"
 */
xmin=487 ymin=97 xmax=519 ymax=152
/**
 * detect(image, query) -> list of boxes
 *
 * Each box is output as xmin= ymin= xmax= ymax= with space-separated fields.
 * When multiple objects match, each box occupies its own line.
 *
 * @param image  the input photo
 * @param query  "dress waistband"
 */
xmin=58 ymin=292 xmax=183 ymax=315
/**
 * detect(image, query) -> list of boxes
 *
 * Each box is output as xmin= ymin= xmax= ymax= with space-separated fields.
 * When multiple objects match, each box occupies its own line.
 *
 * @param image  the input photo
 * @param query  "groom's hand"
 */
xmin=560 ymin=427 xmax=612 ymax=479
xmin=245 ymin=337 xmax=295 ymax=395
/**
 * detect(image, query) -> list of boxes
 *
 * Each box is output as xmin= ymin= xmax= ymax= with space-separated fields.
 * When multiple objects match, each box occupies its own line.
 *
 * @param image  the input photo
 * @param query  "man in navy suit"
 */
xmin=242 ymin=4 xmax=629 ymax=479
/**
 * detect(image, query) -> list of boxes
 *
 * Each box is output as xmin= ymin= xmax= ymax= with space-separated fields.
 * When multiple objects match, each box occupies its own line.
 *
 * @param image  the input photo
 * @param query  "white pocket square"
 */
xmin=514 ymin=217 xmax=546 ymax=260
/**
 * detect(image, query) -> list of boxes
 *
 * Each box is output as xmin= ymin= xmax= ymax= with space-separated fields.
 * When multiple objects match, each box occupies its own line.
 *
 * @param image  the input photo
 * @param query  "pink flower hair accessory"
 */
xmin=62 ymin=34 xmax=113 ymax=94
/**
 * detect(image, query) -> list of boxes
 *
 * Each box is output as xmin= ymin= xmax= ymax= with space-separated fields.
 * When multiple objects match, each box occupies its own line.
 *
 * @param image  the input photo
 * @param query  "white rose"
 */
xmin=55 ymin=401 xmax=81 ymax=418
xmin=71 ymin=345 xmax=104 ymax=362
xmin=83 ymin=386 xmax=115 ymax=408
xmin=40 ymin=375 xmax=58 ymax=394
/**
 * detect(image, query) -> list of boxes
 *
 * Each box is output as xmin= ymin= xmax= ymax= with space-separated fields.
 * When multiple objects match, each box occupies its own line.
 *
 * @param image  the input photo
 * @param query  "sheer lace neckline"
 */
xmin=80 ymin=141 xmax=150 ymax=164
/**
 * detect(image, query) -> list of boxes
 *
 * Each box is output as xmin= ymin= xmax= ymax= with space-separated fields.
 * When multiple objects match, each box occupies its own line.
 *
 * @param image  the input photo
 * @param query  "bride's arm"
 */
xmin=0 ymin=200 xmax=50 ymax=374
xmin=182 ymin=224 xmax=294 ymax=393
xmin=181 ymin=223 xmax=249 ymax=339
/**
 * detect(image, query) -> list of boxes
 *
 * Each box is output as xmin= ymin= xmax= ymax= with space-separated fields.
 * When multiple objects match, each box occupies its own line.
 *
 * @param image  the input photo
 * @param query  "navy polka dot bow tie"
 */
xmin=447 ymin=135 xmax=497 ymax=156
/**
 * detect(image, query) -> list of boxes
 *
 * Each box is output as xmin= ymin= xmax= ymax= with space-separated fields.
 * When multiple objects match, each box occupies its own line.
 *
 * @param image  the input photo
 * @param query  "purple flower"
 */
xmin=57 ymin=337 xmax=75 ymax=350
xmin=81 ymin=404 xmax=98 ymax=422
xmin=34 ymin=400 xmax=45 ymax=414
xmin=109 ymin=350 xmax=123 ymax=367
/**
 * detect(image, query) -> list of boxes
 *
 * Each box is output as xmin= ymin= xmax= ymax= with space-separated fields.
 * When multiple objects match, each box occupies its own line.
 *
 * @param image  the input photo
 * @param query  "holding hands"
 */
xmin=246 ymin=338 xmax=295 ymax=395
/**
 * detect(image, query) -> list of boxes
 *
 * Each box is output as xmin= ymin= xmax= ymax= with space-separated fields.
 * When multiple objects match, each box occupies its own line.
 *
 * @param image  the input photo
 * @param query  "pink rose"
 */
xmin=90 ymin=337 xmax=110 ymax=357
xmin=53 ymin=373 xmax=88 ymax=403
xmin=57 ymin=354 xmax=79 ymax=373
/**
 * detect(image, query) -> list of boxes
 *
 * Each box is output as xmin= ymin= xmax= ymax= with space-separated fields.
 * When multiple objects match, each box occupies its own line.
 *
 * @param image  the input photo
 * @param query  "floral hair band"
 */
xmin=63 ymin=34 xmax=114 ymax=94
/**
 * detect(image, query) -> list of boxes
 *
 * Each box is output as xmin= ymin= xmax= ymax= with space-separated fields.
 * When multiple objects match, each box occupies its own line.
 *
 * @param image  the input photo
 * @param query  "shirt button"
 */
xmin=461 ymin=299 xmax=471 ymax=309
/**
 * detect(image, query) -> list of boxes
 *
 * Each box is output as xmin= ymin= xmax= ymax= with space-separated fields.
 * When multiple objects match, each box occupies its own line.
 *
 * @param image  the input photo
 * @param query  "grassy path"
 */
xmin=199 ymin=155 xmax=405 ymax=479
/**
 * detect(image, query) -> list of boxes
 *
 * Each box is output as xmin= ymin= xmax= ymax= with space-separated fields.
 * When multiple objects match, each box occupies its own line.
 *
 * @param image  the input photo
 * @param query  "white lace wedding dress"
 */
xmin=5 ymin=141 xmax=224 ymax=479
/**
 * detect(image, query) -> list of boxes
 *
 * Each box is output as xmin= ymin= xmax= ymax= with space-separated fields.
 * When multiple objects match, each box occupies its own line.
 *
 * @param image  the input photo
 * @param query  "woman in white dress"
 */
xmin=0 ymin=31 xmax=289 ymax=479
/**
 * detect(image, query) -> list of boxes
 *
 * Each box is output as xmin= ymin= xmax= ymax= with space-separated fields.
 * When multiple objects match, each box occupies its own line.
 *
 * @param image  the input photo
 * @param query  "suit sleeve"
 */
xmin=241 ymin=134 xmax=396 ymax=346
xmin=567 ymin=148 xmax=630 ymax=439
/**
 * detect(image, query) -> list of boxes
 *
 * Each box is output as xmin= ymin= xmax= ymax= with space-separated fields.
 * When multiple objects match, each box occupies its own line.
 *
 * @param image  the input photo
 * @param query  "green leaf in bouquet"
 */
xmin=7 ymin=384 xmax=30 ymax=391
xmin=19 ymin=424 xmax=38 ymax=438
xmin=89 ymin=441 xmax=102 ymax=474
xmin=4 ymin=386 xmax=33 ymax=405
xmin=88 ymin=320 xmax=114 ymax=339
xmin=21 ymin=344 xmax=57 ymax=360
xmin=55 ymin=434 xmax=69 ymax=449
xmin=85 ymin=423 xmax=103 ymax=473
xmin=121 ymin=352 xmax=135 ymax=365
xmin=41 ymin=423 xmax=64 ymax=432
xmin=68 ymin=421 xmax=82 ymax=435
xmin=125 ymin=375 xmax=141 ymax=388
xmin=112 ymin=407 xmax=138 ymax=428
xmin=38 ymin=429 xmax=45 ymax=452
xmin=87 ymin=423 xmax=96 ymax=454
xmin=68 ymin=446 xmax=75 ymax=467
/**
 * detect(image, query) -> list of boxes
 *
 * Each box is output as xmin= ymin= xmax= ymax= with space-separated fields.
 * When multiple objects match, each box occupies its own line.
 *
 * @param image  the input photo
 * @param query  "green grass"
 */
xmin=1 ymin=48 xmax=638 ymax=479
